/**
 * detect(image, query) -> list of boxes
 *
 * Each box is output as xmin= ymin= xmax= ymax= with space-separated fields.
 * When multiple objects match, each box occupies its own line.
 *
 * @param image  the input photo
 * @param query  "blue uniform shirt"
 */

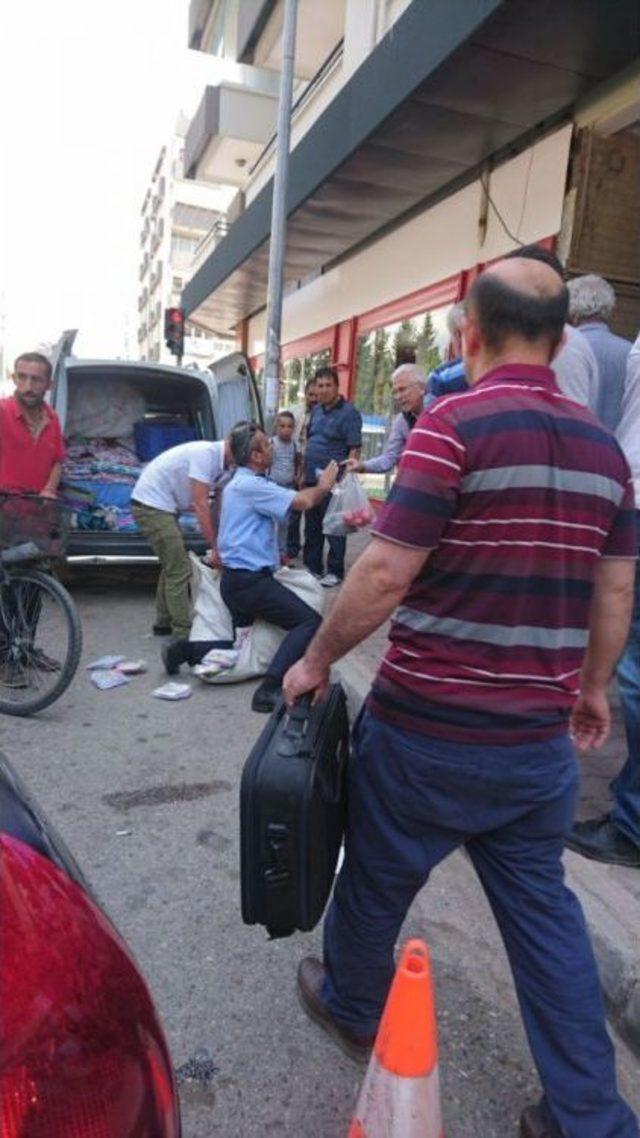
xmin=305 ymin=396 xmax=362 ymax=483
xmin=218 ymin=467 xmax=296 ymax=571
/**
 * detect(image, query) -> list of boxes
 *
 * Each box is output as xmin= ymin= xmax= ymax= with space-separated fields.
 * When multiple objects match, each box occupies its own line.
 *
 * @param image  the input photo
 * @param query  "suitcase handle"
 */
xmin=279 ymin=694 xmax=313 ymax=752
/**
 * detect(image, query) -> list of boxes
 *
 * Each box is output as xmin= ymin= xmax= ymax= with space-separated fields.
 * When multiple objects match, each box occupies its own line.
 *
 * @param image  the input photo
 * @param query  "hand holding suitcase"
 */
xmin=240 ymin=684 xmax=349 ymax=939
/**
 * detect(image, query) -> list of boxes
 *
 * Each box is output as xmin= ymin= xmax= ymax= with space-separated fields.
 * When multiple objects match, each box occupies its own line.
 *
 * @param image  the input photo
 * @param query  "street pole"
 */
xmin=262 ymin=0 xmax=297 ymax=433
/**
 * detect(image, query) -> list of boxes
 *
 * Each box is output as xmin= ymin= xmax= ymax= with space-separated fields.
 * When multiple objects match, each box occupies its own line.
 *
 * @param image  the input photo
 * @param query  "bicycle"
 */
xmin=0 ymin=493 xmax=82 ymax=715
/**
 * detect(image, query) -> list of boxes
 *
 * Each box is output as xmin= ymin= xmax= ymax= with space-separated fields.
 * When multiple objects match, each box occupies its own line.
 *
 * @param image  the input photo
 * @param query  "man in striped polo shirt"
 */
xmin=284 ymin=258 xmax=638 ymax=1138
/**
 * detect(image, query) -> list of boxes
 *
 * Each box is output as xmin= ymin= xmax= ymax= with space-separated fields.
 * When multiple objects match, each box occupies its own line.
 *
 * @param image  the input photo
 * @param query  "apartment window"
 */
xmin=207 ymin=0 xmax=233 ymax=57
xmin=171 ymin=235 xmax=199 ymax=256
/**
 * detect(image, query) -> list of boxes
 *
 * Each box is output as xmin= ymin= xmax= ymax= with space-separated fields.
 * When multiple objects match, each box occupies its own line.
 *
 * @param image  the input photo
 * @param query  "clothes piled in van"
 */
xmin=60 ymin=378 xmax=199 ymax=535
xmin=62 ymin=438 xmax=143 ymax=533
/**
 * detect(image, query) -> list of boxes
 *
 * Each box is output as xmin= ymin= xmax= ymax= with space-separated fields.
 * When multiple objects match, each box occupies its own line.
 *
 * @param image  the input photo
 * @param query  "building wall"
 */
xmin=137 ymin=131 xmax=236 ymax=365
xmin=246 ymin=124 xmax=573 ymax=356
xmin=242 ymin=0 xmax=416 ymax=207
xmin=561 ymin=62 xmax=640 ymax=339
xmin=564 ymin=127 xmax=640 ymax=340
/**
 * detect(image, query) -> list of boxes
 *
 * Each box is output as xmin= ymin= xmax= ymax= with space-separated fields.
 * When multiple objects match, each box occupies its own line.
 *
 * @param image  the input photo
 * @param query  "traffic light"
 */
xmin=164 ymin=307 xmax=185 ymax=360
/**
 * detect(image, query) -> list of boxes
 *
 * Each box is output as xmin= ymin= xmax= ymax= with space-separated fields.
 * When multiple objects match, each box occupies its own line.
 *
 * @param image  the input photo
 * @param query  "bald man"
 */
xmin=285 ymin=258 xmax=638 ymax=1138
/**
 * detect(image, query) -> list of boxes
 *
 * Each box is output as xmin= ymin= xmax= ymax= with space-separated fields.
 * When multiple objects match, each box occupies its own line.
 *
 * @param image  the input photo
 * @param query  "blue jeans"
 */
xmin=322 ymin=708 xmax=638 ymax=1138
xmin=219 ymin=568 xmax=321 ymax=682
xmin=612 ymin=514 xmax=640 ymax=846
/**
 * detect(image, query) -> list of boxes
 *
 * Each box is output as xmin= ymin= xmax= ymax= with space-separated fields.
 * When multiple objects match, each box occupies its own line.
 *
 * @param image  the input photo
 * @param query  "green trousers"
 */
xmin=132 ymin=501 xmax=192 ymax=638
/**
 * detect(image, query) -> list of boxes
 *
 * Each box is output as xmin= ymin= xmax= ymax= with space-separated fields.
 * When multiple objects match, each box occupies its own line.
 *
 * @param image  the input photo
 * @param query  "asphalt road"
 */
xmin=5 ymin=571 xmax=639 ymax=1138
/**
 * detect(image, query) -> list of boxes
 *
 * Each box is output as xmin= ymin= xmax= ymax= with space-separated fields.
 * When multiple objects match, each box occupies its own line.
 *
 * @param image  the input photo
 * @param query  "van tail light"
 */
xmin=0 ymin=835 xmax=180 ymax=1137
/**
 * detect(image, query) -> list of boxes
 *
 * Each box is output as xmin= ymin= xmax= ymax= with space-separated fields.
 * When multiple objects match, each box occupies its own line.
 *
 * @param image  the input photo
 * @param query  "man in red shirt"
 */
xmin=0 ymin=352 xmax=65 ymax=496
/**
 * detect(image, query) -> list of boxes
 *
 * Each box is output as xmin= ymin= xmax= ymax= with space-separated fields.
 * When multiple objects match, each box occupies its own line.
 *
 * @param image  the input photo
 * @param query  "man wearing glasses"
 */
xmin=347 ymin=364 xmax=427 ymax=476
xmin=218 ymin=422 xmax=337 ymax=712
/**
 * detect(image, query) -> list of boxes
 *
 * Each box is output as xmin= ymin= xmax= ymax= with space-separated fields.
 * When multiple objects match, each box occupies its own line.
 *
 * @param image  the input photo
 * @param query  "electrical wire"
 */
xmin=480 ymin=143 xmax=538 ymax=249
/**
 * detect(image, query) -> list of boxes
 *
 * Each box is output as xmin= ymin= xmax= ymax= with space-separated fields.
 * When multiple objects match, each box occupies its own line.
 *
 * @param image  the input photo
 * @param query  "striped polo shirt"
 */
xmin=369 ymin=364 xmax=637 ymax=745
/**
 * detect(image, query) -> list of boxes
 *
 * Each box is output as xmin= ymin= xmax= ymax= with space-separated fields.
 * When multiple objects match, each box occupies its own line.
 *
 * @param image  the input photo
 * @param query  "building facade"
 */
xmin=181 ymin=0 xmax=640 ymax=422
xmin=137 ymin=117 xmax=237 ymax=366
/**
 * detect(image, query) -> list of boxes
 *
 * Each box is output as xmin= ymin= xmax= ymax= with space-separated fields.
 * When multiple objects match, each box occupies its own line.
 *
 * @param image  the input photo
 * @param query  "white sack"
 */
xmin=189 ymin=555 xmax=325 ymax=683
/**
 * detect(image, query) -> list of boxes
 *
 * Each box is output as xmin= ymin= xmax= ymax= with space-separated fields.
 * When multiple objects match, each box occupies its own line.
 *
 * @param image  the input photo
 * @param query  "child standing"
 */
xmin=270 ymin=411 xmax=300 ymax=565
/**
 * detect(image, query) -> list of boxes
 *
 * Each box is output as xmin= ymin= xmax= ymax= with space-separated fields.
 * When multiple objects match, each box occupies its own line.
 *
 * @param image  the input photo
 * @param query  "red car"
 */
xmin=0 ymin=754 xmax=181 ymax=1137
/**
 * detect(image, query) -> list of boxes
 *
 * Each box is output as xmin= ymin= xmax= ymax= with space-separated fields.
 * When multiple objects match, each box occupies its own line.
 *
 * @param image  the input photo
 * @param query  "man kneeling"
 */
xmin=219 ymin=422 xmax=337 ymax=712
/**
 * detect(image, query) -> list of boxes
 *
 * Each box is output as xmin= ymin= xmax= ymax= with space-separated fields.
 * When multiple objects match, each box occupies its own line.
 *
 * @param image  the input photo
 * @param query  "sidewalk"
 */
xmin=329 ymin=530 xmax=640 ymax=1053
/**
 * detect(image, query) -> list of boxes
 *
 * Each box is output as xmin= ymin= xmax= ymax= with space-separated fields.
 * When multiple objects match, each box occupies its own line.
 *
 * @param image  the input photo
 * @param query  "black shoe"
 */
xmin=296 ymin=957 xmax=374 ymax=1066
xmin=153 ymin=623 xmax=172 ymax=636
xmin=520 ymin=1104 xmax=562 ymax=1138
xmin=251 ymin=677 xmax=282 ymax=713
xmin=565 ymin=817 xmax=640 ymax=868
xmin=162 ymin=641 xmax=188 ymax=676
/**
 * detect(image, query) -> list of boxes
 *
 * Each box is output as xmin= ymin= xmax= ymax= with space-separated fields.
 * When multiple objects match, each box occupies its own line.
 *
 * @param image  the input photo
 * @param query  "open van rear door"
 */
xmin=205 ymin=352 xmax=263 ymax=436
xmin=48 ymin=330 xmax=78 ymax=424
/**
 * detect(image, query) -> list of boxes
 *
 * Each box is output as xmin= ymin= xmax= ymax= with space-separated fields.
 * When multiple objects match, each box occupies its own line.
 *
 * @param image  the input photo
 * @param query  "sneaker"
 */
xmin=320 ymin=573 xmax=341 ymax=588
xmin=565 ymin=816 xmax=640 ymax=868
xmin=296 ymin=957 xmax=374 ymax=1065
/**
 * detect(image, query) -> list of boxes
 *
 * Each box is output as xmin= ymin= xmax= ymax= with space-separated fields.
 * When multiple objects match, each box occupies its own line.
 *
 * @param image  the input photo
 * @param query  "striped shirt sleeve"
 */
xmin=372 ymin=410 xmax=464 ymax=549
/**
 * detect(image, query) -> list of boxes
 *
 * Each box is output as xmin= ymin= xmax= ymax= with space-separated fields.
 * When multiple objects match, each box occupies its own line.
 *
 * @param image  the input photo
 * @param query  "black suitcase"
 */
xmin=240 ymin=684 xmax=349 ymax=939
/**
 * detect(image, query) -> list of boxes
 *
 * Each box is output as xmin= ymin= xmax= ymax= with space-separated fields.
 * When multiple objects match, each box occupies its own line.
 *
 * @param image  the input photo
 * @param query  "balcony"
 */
xmin=184 ymin=75 xmax=279 ymax=186
xmin=149 ymin=260 xmax=163 ymax=294
xmin=151 ymin=218 xmax=165 ymax=256
xmin=191 ymin=216 xmax=231 ymax=275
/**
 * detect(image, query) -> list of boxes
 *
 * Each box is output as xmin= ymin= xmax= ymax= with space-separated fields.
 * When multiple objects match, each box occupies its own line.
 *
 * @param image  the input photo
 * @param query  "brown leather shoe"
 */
xmin=520 ymin=1105 xmax=562 ymax=1138
xmin=296 ymin=957 xmax=374 ymax=1065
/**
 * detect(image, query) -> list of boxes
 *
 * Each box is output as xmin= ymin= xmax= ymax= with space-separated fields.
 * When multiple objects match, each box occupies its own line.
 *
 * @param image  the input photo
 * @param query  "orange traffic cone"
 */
xmin=346 ymin=939 xmax=444 ymax=1138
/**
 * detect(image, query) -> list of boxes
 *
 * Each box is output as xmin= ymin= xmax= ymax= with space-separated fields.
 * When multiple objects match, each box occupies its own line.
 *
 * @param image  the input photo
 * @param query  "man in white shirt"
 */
xmin=132 ymin=439 xmax=230 ymax=639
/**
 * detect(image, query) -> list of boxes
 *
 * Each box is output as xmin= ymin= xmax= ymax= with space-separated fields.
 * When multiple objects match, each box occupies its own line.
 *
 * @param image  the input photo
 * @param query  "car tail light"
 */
xmin=0 ymin=835 xmax=180 ymax=1137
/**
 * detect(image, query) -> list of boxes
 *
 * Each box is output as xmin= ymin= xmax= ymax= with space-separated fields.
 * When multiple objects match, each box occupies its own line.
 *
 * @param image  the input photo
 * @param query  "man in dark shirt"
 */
xmin=284 ymin=259 xmax=638 ymax=1138
xmin=303 ymin=366 xmax=362 ymax=588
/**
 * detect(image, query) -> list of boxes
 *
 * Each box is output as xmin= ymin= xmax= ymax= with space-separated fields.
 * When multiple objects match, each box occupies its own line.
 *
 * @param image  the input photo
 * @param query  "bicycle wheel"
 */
xmin=0 ymin=567 xmax=82 ymax=715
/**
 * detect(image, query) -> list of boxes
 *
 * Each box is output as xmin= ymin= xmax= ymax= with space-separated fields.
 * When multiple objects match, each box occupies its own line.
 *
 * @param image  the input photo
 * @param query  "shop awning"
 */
xmin=183 ymin=0 xmax=640 ymax=335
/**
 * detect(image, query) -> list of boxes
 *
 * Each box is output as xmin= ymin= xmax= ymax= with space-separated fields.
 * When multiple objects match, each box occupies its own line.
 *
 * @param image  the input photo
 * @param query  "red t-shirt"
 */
xmin=0 ymin=397 xmax=66 ymax=493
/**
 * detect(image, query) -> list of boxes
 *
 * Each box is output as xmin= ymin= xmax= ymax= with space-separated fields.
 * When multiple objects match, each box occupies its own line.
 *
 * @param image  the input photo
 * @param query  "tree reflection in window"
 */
xmin=355 ymin=304 xmax=453 ymax=496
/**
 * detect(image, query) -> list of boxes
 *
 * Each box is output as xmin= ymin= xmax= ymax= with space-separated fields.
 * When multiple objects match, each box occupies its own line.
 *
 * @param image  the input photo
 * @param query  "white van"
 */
xmin=50 ymin=332 xmax=262 ymax=563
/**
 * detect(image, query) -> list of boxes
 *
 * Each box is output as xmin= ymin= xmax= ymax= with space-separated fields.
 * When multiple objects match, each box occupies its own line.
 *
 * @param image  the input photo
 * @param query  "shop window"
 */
xmin=281 ymin=348 xmax=332 ymax=410
xmin=354 ymin=305 xmax=452 ymax=498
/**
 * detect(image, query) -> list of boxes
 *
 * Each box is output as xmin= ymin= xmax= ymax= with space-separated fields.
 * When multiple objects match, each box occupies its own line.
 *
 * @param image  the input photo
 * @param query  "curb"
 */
xmin=334 ymin=654 xmax=640 ymax=1056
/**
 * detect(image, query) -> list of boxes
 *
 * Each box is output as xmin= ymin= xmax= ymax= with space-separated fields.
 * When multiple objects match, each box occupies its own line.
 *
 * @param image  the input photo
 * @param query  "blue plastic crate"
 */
xmin=134 ymin=421 xmax=197 ymax=461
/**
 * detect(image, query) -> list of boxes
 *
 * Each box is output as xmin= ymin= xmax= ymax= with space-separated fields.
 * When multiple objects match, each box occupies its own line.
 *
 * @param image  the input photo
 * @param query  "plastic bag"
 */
xmin=322 ymin=473 xmax=375 ymax=536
